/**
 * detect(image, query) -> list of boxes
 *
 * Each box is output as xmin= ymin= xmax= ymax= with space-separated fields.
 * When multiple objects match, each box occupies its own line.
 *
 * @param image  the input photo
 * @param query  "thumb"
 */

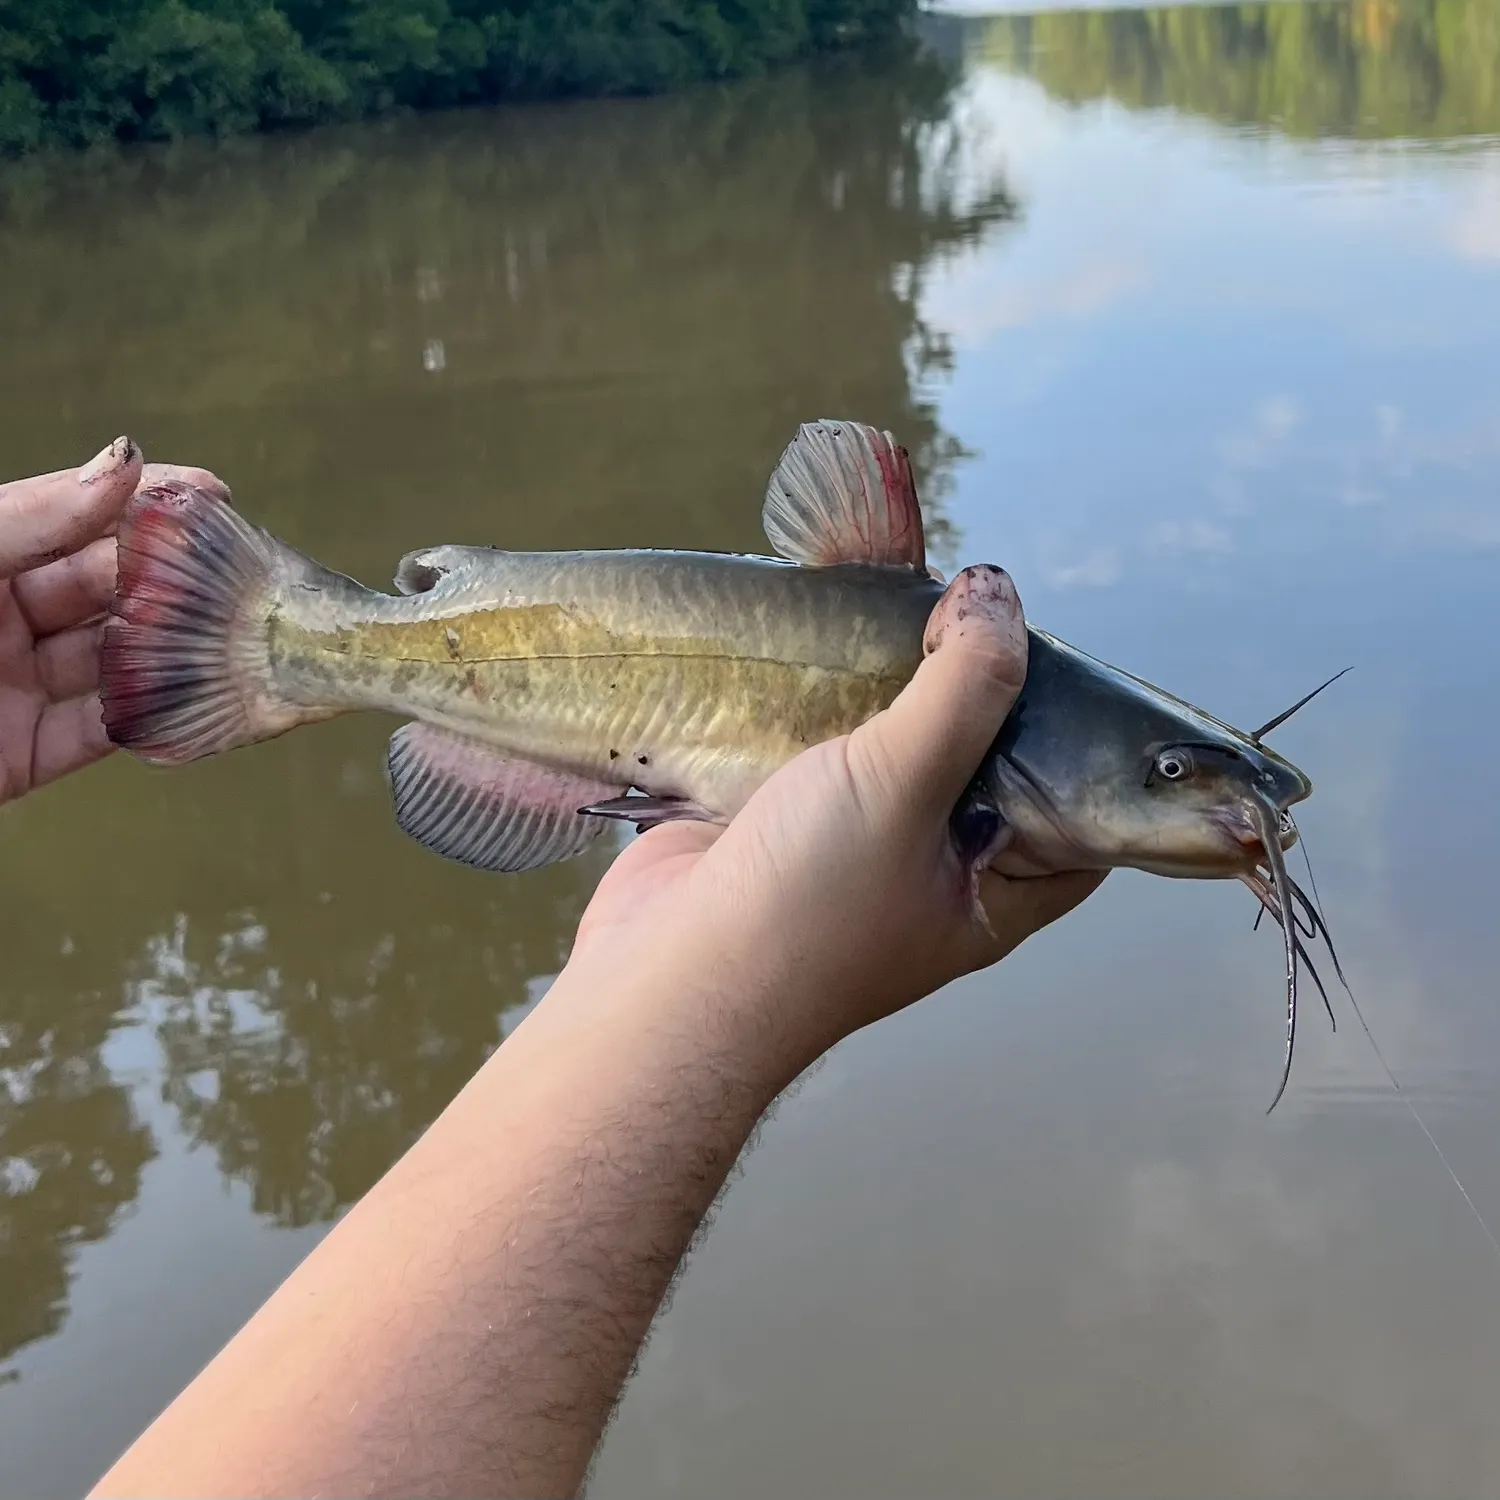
xmin=865 ymin=564 xmax=1028 ymax=815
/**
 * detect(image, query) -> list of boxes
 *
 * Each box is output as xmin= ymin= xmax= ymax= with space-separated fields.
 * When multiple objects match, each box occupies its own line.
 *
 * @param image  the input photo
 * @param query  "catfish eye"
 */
xmin=1154 ymin=748 xmax=1193 ymax=782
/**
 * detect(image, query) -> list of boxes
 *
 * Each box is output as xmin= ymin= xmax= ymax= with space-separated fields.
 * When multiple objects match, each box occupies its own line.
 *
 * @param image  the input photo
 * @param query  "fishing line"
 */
xmin=1298 ymin=834 xmax=1500 ymax=1269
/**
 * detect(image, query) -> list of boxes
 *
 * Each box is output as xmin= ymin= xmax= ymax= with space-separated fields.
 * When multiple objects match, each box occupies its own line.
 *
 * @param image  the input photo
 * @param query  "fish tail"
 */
xmin=102 ymin=481 xmax=352 ymax=765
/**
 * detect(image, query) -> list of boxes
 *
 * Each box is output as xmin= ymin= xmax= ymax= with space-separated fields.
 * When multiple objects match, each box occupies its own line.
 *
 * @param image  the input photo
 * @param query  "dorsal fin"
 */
xmin=762 ymin=420 xmax=926 ymax=571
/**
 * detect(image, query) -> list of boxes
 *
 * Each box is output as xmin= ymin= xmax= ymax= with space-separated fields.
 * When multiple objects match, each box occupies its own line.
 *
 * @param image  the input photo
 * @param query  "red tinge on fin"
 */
xmin=762 ymin=420 xmax=926 ymax=571
xmin=102 ymin=482 xmax=340 ymax=764
xmin=387 ymin=724 xmax=622 ymax=874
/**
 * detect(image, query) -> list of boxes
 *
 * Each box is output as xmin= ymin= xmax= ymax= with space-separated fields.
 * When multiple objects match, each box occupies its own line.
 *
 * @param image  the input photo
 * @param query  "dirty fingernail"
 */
xmin=78 ymin=436 xmax=139 ymax=486
xmin=923 ymin=564 xmax=1020 ymax=654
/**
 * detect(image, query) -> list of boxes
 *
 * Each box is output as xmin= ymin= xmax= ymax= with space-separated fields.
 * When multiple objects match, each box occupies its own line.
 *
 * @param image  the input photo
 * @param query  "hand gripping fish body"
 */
xmin=101 ymin=418 xmax=1340 ymax=1108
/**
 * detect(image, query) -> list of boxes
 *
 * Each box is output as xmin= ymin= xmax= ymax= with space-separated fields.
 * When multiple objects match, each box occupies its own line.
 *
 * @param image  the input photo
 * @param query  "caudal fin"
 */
xmin=102 ymin=482 xmax=343 ymax=765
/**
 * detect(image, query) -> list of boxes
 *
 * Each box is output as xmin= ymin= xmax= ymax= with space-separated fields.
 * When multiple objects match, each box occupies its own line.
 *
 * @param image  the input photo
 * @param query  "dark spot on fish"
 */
xmin=609 ymin=749 xmax=619 ymax=760
xmin=637 ymin=754 xmax=649 ymax=766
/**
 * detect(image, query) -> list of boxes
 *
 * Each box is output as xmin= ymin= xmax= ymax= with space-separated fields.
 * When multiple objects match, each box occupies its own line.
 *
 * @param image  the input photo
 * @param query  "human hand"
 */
xmin=0 ymin=438 xmax=229 ymax=806
xmin=567 ymin=563 xmax=1106 ymax=1071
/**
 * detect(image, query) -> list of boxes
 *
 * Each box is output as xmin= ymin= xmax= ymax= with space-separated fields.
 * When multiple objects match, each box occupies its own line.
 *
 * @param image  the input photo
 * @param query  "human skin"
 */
xmin=85 ymin=560 xmax=1103 ymax=1499
xmin=0 ymin=439 xmax=228 ymax=806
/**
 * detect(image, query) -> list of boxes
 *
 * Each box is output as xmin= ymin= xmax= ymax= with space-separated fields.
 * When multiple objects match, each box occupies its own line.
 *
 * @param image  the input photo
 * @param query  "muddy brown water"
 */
xmin=4 ymin=5 xmax=1500 ymax=1494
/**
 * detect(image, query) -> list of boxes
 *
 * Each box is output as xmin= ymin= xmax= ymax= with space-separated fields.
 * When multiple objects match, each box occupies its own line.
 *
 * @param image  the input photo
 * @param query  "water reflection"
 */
xmin=0 ymin=42 xmax=1015 ymax=1383
xmin=584 ymin=8 xmax=1500 ymax=1498
xmin=0 ymin=935 xmax=153 ymax=1367
xmin=134 ymin=809 xmax=602 ymax=1228
xmin=0 ymin=48 xmax=1016 ymax=566
xmin=5 ymin=5 xmax=1500 ymax=1495
xmin=972 ymin=0 xmax=1500 ymax=141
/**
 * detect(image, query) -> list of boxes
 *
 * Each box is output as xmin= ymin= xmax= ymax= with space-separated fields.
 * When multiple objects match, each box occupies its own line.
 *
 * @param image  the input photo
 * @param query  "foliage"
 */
xmin=0 ymin=0 xmax=915 ymax=153
xmin=976 ymin=0 xmax=1500 ymax=141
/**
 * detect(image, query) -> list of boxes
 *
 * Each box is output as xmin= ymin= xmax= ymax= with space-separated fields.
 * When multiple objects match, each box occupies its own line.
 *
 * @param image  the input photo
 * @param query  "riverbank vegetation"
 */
xmin=977 ymin=0 xmax=1500 ymax=141
xmin=0 ymin=0 xmax=914 ymax=153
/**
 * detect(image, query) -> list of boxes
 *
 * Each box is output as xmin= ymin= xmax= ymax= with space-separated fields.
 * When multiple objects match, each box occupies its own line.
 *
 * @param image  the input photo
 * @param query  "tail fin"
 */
xmin=102 ymin=482 xmax=345 ymax=765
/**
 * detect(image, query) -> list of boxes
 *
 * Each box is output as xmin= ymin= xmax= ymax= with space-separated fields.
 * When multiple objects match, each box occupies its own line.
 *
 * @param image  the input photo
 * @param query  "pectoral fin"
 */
xmin=386 ymin=724 xmax=619 ymax=873
xmin=950 ymin=778 xmax=1016 ymax=938
xmin=762 ymin=419 xmax=927 ymax=571
xmin=578 ymin=793 xmax=716 ymax=833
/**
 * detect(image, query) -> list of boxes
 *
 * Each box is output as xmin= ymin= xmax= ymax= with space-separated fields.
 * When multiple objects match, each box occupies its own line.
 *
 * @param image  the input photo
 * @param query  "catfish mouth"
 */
xmin=1219 ymin=804 xmax=1300 ymax=866
xmin=1113 ymin=806 xmax=1298 ymax=881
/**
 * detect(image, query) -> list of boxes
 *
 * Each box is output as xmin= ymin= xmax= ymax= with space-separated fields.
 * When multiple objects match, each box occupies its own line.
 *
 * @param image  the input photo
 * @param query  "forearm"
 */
xmin=85 ymin=556 xmax=1082 ymax=1499
xmin=90 ymin=955 xmax=816 ymax=1500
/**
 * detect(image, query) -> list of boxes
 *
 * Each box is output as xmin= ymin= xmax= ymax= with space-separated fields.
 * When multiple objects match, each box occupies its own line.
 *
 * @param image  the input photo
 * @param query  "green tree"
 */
xmin=0 ymin=0 xmax=917 ymax=153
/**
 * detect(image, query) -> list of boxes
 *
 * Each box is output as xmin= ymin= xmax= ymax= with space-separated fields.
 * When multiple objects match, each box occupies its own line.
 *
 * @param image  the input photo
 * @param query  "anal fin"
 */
xmin=387 ymin=724 xmax=619 ymax=873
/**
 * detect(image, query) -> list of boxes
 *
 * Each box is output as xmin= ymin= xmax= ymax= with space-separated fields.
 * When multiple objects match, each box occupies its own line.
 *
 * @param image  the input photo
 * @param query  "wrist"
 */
xmin=538 ymin=937 xmax=836 ymax=1098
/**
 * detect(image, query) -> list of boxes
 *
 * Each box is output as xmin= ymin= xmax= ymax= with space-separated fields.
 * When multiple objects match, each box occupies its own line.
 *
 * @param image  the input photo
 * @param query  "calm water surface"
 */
xmin=3 ymin=4 xmax=1500 ymax=1494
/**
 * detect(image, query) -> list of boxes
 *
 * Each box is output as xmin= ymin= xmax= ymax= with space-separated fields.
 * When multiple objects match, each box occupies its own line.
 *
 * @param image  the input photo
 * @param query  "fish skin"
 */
xmin=216 ymin=536 xmax=1312 ymax=881
xmin=262 ymin=549 xmax=944 ymax=823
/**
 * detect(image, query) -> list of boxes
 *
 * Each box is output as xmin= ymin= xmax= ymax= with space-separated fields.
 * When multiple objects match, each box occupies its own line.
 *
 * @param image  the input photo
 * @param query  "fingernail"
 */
xmin=78 ymin=436 xmax=139 ymax=486
xmin=924 ymin=564 xmax=1020 ymax=654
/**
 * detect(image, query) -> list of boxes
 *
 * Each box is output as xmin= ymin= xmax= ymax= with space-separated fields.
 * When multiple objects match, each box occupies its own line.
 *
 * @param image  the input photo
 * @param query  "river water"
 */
xmin=3 ymin=3 xmax=1500 ymax=1494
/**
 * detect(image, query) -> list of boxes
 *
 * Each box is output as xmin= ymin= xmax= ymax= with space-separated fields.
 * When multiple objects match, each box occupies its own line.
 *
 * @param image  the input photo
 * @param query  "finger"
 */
xmin=864 ymin=564 xmax=1028 ymax=814
xmin=12 ymin=536 xmax=117 ymax=636
xmin=141 ymin=463 xmax=231 ymax=502
xmin=0 ymin=438 xmax=142 ymax=579
xmin=31 ymin=692 xmax=112 ymax=789
xmin=36 ymin=620 xmax=104 ymax=700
